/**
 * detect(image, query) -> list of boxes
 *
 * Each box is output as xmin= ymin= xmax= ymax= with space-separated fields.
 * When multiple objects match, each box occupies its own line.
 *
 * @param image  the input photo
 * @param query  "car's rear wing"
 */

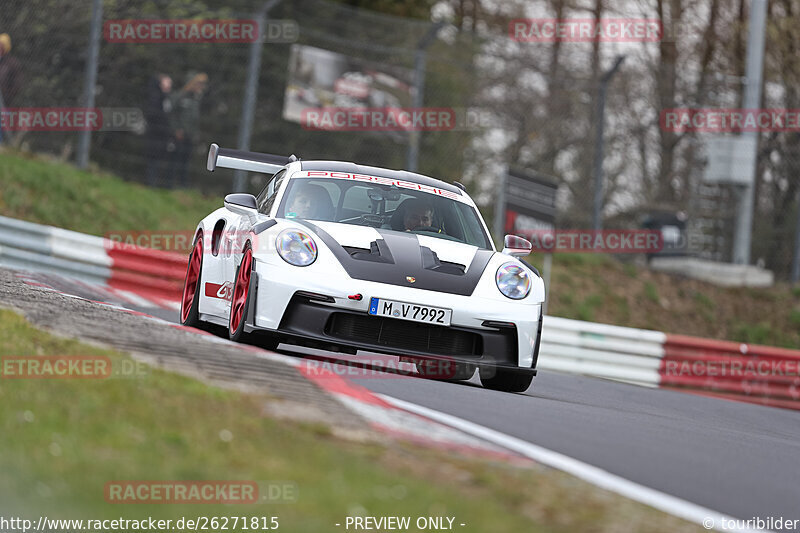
xmin=206 ymin=143 xmax=298 ymax=175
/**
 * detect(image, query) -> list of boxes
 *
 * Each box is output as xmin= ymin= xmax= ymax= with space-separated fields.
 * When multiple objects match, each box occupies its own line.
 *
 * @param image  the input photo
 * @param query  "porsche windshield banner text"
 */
xmin=299 ymin=171 xmax=464 ymax=201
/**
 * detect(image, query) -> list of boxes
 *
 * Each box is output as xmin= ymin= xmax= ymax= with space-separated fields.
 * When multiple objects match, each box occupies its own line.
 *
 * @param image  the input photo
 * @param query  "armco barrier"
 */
xmin=2 ymin=215 xmax=799 ymax=410
xmin=537 ymin=316 xmax=665 ymax=387
xmin=537 ymin=319 xmax=800 ymax=410
xmin=105 ymin=243 xmax=187 ymax=303
xmin=0 ymin=215 xmax=187 ymax=305
xmin=660 ymin=335 xmax=800 ymax=410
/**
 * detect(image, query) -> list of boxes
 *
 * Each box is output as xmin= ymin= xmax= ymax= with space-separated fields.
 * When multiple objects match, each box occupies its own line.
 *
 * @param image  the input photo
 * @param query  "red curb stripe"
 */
xmin=298 ymin=361 xmax=394 ymax=408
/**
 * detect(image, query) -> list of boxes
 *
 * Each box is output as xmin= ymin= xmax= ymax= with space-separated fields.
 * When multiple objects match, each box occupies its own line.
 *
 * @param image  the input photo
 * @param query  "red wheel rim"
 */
xmin=180 ymin=237 xmax=203 ymax=323
xmin=230 ymin=248 xmax=253 ymax=334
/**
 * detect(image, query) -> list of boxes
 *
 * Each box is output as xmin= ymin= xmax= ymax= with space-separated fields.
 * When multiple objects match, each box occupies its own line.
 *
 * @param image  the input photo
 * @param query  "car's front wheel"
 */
xmin=229 ymin=244 xmax=255 ymax=342
xmin=229 ymin=244 xmax=279 ymax=350
xmin=479 ymin=367 xmax=533 ymax=393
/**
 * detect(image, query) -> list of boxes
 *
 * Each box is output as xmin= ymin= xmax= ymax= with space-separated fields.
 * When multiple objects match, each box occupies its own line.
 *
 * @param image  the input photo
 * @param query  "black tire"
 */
xmin=479 ymin=367 xmax=534 ymax=393
xmin=180 ymin=233 xmax=204 ymax=328
xmin=416 ymin=360 xmax=476 ymax=381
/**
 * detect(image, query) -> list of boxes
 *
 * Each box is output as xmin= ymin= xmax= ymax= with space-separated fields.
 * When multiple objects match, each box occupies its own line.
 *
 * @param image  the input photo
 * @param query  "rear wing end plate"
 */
xmin=207 ymin=143 xmax=298 ymax=175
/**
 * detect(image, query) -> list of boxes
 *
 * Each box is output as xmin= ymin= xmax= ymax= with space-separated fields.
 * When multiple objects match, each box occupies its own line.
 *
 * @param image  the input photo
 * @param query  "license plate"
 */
xmin=368 ymin=297 xmax=452 ymax=326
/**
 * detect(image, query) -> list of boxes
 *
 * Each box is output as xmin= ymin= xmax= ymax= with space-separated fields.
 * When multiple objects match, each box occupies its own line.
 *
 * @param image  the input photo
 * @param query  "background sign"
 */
xmin=283 ymin=44 xmax=414 ymax=137
xmin=501 ymin=168 xmax=558 ymax=237
xmin=702 ymin=136 xmax=757 ymax=185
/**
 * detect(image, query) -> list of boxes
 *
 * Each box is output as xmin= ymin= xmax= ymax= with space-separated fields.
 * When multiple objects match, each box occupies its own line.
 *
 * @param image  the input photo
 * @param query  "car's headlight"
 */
xmin=496 ymin=262 xmax=531 ymax=299
xmin=276 ymin=230 xmax=317 ymax=266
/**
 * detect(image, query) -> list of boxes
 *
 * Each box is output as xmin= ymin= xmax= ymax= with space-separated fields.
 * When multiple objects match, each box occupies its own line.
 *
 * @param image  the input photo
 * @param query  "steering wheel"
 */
xmin=411 ymin=226 xmax=441 ymax=234
xmin=412 ymin=227 xmax=461 ymax=242
xmin=359 ymin=214 xmax=385 ymax=227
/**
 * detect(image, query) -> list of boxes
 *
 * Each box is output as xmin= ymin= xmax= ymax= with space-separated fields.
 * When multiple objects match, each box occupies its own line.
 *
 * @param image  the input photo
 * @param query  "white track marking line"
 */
xmin=378 ymin=394 xmax=769 ymax=533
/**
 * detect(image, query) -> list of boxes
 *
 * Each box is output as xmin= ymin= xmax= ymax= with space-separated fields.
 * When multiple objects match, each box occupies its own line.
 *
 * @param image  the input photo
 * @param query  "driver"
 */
xmin=403 ymin=199 xmax=435 ymax=231
xmin=286 ymin=184 xmax=333 ymax=220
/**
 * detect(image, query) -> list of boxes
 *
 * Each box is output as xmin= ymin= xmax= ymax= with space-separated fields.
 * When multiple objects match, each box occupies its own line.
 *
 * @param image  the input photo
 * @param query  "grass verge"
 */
xmin=0 ymin=149 xmax=219 ymax=236
xmin=0 ymin=308 xmax=700 ymax=532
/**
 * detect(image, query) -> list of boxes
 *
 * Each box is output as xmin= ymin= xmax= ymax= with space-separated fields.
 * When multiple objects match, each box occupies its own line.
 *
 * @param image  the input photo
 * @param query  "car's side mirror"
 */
xmin=224 ymin=193 xmax=258 ymax=216
xmin=502 ymin=234 xmax=533 ymax=257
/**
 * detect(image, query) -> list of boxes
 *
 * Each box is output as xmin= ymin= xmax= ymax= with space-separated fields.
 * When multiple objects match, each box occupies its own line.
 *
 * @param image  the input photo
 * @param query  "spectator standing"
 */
xmin=0 ymin=33 xmax=23 ymax=144
xmin=144 ymin=73 xmax=173 ymax=187
xmin=168 ymin=72 xmax=207 ymax=188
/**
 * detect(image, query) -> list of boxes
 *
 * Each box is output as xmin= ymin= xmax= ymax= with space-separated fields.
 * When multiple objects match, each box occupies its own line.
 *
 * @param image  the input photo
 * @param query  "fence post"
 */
xmin=77 ymin=0 xmax=103 ymax=169
xmin=592 ymin=55 xmax=625 ymax=231
xmin=732 ymin=0 xmax=768 ymax=265
xmin=792 ymin=194 xmax=800 ymax=283
xmin=234 ymin=0 xmax=283 ymax=192
xmin=493 ymin=165 xmax=508 ymax=245
xmin=405 ymin=22 xmax=444 ymax=173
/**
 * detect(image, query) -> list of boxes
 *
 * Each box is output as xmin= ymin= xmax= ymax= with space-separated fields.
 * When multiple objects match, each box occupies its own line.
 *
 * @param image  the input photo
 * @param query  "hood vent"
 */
xmin=342 ymin=241 xmax=465 ymax=275
xmin=421 ymin=247 xmax=466 ymax=275
xmin=342 ymin=240 xmax=394 ymax=264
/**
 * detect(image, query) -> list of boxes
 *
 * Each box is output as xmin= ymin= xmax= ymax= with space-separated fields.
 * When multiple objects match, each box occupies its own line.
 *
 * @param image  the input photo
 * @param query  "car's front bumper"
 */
xmin=273 ymin=294 xmax=535 ymax=373
xmin=248 ymin=256 xmax=542 ymax=369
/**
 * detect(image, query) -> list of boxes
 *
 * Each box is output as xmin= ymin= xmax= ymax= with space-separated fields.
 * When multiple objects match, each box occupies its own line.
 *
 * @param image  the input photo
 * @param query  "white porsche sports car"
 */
xmin=180 ymin=144 xmax=545 ymax=392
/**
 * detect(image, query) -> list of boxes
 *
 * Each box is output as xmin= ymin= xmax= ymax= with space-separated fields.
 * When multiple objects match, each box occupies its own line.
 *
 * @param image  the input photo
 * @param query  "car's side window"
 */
xmin=258 ymin=169 xmax=286 ymax=215
xmin=256 ymin=176 xmax=275 ymax=210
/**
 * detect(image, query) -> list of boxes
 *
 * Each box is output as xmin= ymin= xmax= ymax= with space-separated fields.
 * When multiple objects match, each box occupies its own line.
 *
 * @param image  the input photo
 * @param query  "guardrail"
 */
xmin=536 ymin=317 xmax=800 ymax=410
xmin=660 ymin=335 xmax=800 ymax=410
xmin=2 ymin=214 xmax=798 ymax=410
xmin=0 ymin=215 xmax=186 ymax=305
xmin=538 ymin=316 xmax=665 ymax=387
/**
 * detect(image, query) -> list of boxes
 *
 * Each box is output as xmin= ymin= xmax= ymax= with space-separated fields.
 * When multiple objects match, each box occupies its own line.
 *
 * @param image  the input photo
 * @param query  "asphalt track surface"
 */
xmin=16 ymin=271 xmax=800 ymax=524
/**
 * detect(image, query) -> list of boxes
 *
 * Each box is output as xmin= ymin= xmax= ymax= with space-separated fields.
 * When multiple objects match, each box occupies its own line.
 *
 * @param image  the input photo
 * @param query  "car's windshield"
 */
xmin=276 ymin=175 xmax=492 ymax=249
